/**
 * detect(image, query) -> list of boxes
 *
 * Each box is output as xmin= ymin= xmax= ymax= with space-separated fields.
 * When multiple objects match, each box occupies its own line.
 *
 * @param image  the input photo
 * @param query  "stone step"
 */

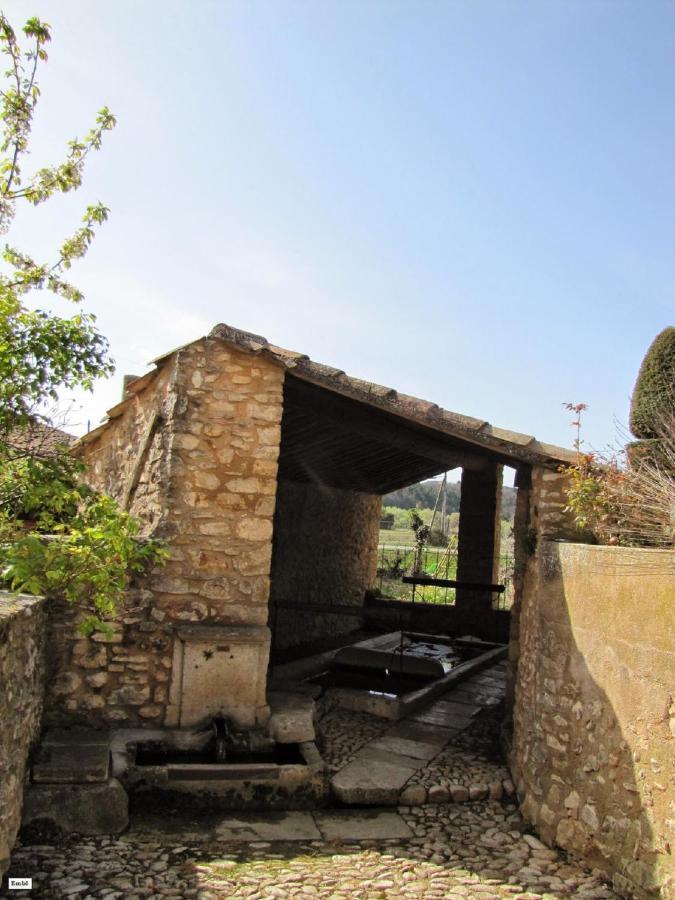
xmin=32 ymin=742 xmax=110 ymax=784
xmin=331 ymin=755 xmax=419 ymax=806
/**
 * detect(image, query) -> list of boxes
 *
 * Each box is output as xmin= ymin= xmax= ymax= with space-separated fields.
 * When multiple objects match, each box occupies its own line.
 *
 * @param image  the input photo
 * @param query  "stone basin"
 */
xmin=308 ymin=631 xmax=507 ymax=720
xmin=112 ymin=728 xmax=328 ymax=811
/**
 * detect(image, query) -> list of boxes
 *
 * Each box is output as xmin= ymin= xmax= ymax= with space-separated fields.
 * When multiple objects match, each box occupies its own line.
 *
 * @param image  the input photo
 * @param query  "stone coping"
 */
xmin=0 ymin=591 xmax=44 ymax=621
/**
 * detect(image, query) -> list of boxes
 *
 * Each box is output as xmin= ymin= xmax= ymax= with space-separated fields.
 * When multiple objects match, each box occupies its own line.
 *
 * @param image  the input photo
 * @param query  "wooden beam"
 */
xmin=122 ymin=411 xmax=162 ymax=511
xmin=402 ymin=575 xmax=505 ymax=593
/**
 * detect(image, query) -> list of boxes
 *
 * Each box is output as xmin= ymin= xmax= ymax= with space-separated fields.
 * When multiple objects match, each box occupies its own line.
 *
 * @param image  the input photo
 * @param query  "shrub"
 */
xmin=561 ymin=406 xmax=675 ymax=549
xmin=629 ymin=327 xmax=675 ymax=441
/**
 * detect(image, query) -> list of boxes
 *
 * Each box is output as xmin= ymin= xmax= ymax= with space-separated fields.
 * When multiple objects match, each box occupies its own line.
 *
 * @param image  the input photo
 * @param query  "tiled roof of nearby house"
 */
xmin=78 ymin=322 xmax=576 ymax=469
xmin=7 ymin=421 xmax=76 ymax=457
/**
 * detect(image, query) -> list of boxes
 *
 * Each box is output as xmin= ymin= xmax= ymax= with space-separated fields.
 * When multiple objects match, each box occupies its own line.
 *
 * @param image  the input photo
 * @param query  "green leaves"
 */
xmin=0 ymin=296 xmax=112 ymax=433
xmin=0 ymin=11 xmax=116 ymax=299
xmin=0 ymin=476 xmax=168 ymax=636
xmin=0 ymin=13 xmax=118 ymax=433
xmin=0 ymin=13 xmax=164 ymax=635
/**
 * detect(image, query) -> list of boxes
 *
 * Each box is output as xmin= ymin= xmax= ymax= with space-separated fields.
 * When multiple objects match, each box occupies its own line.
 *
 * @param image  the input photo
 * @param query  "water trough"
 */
xmin=302 ymin=631 xmax=507 ymax=720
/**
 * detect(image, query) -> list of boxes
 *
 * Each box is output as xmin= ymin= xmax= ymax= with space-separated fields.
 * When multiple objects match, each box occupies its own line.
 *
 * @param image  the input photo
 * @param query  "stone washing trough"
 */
xmin=22 ymin=693 xmax=329 ymax=835
xmin=111 ymin=695 xmax=328 ymax=811
xmin=303 ymin=631 xmax=507 ymax=720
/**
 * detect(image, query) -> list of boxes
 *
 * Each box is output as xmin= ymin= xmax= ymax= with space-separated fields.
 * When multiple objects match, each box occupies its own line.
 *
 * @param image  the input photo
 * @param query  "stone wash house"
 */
xmin=4 ymin=322 xmax=673 ymax=899
xmin=45 ymin=322 xmax=576 ymax=732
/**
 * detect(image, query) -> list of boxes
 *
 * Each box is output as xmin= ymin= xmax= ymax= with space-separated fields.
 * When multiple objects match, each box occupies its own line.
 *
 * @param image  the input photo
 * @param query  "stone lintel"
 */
xmin=175 ymin=625 xmax=271 ymax=644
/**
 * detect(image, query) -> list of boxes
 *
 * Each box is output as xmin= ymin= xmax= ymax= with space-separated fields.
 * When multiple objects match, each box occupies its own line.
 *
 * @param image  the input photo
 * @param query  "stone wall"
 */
xmin=510 ymin=541 xmax=675 ymax=899
xmin=44 ymin=338 xmax=285 ymax=729
xmin=0 ymin=594 xmax=47 ymax=881
xmin=530 ymin=466 xmax=579 ymax=541
xmin=269 ymin=480 xmax=381 ymax=652
xmin=81 ymin=359 xmax=177 ymax=535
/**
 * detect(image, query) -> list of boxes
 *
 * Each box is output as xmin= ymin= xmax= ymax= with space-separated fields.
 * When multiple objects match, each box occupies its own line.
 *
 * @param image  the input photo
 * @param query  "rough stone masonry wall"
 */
xmin=530 ymin=466 xmax=580 ymax=540
xmin=0 ymin=594 xmax=47 ymax=881
xmin=510 ymin=541 xmax=675 ymax=899
xmin=81 ymin=359 xmax=178 ymax=534
xmin=269 ymin=480 xmax=381 ymax=651
xmin=43 ymin=339 xmax=285 ymax=728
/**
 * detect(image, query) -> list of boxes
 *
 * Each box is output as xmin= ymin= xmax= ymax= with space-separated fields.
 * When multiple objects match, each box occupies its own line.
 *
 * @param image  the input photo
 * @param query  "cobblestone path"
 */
xmin=4 ymin=664 xmax=621 ymax=898
xmin=3 ymin=800 xmax=618 ymax=899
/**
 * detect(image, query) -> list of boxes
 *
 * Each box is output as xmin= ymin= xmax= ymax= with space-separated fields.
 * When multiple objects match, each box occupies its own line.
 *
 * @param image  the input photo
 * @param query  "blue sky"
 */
xmin=3 ymin=0 xmax=674 ymax=466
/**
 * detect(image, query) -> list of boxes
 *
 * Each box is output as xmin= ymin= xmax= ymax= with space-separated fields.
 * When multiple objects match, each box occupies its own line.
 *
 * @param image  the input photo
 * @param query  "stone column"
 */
xmin=504 ymin=464 xmax=532 ymax=741
xmin=455 ymin=463 xmax=503 ymax=622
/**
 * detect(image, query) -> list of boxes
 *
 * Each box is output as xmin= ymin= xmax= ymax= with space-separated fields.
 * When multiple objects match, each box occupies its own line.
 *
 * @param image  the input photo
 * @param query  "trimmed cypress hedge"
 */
xmin=629 ymin=327 xmax=675 ymax=440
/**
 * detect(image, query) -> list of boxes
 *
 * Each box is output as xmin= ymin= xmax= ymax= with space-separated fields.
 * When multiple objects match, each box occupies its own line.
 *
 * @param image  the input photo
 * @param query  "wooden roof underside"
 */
xmin=277 ymin=375 xmax=520 ymax=495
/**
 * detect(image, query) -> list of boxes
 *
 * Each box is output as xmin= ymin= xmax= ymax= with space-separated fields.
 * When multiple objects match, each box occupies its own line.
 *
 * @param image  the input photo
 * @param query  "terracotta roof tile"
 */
xmin=77 ymin=321 xmax=575 ymax=466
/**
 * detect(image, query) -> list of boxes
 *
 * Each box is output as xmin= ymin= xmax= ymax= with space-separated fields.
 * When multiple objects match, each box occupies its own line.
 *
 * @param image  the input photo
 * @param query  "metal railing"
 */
xmin=376 ymin=545 xmax=515 ymax=610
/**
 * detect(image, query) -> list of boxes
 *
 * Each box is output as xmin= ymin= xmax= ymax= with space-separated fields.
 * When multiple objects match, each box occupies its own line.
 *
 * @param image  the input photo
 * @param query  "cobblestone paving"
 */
xmin=318 ymin=661 xmax=510 ymax=796
xmin=318 ymin=707 xmax=390 ymax=773
xmin=406 ymin=704 xmax=510 ymax=793
xmin=3 ymin=801 xmax=619 ymax=899
xmin=4 ymin=663 xmax=620 ymax=897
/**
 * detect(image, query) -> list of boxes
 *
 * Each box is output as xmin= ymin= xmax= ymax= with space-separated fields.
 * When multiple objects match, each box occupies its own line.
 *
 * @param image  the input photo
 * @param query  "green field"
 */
xmin=378 ymin=527 xmax=448 ymax=547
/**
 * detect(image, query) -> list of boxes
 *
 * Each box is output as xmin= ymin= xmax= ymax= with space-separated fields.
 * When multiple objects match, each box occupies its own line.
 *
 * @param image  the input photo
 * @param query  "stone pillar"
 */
xmin=504 ymin=464 xmax=532 ymax=742
xmin=455 ymin=463 xmax=503 ymax=621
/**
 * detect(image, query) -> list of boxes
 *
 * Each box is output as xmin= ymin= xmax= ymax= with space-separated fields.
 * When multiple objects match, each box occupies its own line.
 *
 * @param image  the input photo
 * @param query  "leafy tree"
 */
xmin=0 ymin=13 xmax=165 ymax=633
xmin=0 ymin=14 xmax=116 ymax=432
xmin=383 ymin=479 xmax=517 ymax=523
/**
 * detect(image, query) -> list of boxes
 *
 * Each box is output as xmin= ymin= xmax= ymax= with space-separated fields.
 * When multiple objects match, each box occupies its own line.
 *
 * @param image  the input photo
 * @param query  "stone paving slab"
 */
xmin=354 ymin=745 xmax=428 ymax=770
xmin=215 ymin=811 xmax=321 ymax=841
xmin=408 ymin=706 xmax=474 ymax=729
xmin=431 ymin=698 xmax=482 ymax=717
xmin=385 ymin=720 xmax=459 ymax=745
xmin=331 ymin=756 xmax=419 ymax=805
xmin=472 ymin=673 xmax=505 ymax=686
xmin=124 ymin=818 xmax=221 ymax=842
xmin=450 ymin=686 xmax=503 ymax=705
xmin=42 ymin=728 xmax=111 ymax=747
xmin=367 ymin=734 xmax=441 ymax=761
xmin=212 ymin=824 xmax=260 ymax=841
xmin=314 ymin=809 xmax=413 ymax=841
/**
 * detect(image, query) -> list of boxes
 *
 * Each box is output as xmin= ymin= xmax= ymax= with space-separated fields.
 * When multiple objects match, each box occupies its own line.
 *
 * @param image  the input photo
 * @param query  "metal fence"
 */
xmin=376 ymin=545 xmax=515 ymax=610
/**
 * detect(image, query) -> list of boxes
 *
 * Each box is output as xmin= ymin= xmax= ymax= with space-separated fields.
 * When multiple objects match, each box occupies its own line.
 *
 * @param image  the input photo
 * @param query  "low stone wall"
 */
xmin=0 ymin=593 xmax=47 ymax=880
xmin=269 ymin=480 xmax=381 ymax=652
xmin=510 ymin=541 xmax=675 ymax=899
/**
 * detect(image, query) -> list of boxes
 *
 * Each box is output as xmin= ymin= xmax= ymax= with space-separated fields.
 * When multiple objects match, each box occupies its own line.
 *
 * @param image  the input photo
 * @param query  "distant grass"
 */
xmin=380 ymin=526 xmax=513 ymax=550
xmin=378 ymin=529 xmax=450 ymax=547
xmin=375 ymin=542 xmax=515 ymax=608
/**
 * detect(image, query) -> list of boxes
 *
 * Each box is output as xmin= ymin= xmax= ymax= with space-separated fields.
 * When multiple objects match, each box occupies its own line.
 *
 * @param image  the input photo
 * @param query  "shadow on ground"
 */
xmin=3 ymin=794 xmax=619 ymax=899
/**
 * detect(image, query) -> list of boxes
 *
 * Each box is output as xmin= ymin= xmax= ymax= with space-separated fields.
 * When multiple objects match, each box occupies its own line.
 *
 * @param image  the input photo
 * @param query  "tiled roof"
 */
xmin=78 ymin=322 xmax=576 ymax=468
